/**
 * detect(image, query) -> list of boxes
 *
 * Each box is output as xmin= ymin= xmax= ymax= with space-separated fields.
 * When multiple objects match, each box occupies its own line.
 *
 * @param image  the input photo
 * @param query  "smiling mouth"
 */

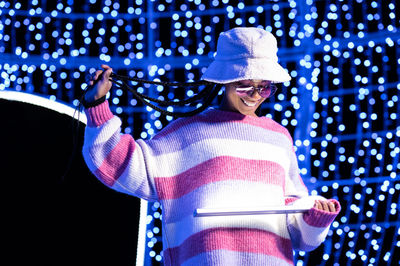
xmin=241 ymin=98 xmax=258 ymax=107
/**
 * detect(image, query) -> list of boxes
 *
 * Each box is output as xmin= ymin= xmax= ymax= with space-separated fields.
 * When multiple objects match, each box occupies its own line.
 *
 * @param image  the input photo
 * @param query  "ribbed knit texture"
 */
xmin=84 ymin=100 xmax=113 ymax=127
xmin=82 ymin=102 xmax=340 ymax=266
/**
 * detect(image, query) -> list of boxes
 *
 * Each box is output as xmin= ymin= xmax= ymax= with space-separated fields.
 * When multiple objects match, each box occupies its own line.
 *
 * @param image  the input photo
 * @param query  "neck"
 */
xmin=218 ymin=101 xmax=260 ymax=117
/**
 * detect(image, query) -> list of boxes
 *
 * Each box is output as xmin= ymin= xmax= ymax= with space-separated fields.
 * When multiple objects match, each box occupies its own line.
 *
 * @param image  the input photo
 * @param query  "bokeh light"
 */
xmin=0 ymin=0 xmax=399 ymax=265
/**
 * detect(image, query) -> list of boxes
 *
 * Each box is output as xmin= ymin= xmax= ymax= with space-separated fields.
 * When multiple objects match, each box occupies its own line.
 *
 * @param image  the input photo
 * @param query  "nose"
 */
xmin=250 ymin=88 xmax=262 ymax=99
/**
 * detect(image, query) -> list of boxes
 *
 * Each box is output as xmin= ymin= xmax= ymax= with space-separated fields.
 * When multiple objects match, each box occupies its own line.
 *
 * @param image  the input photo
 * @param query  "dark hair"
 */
xmin=110 ymin=73 xmax=223 ymax=118
xmin=64 ymin=74 xmax=222 ymax=180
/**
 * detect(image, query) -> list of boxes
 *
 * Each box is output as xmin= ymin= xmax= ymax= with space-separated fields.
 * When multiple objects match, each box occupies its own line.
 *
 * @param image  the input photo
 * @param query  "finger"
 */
xmin=94 ymin=67 xmax=113 ymax=83
xmin=328 ymin=201 xmax=336 ymax=212
xmin=101 ymin=64 xmax=111 ymax=70
xmin=94 ymin=69 xmax=103 ymax=80
xmin=314 ymin=200 xmax=322 ymax=210
xmin=102 ymin=67 xmax=113 ymax=81
xmin=322 ymin=201 xmax=332 ymax=211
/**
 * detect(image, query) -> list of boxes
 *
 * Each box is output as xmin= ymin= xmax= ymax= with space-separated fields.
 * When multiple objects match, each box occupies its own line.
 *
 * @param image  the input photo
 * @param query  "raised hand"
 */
xmin=84 ymin=64 xmax=113 ymax=103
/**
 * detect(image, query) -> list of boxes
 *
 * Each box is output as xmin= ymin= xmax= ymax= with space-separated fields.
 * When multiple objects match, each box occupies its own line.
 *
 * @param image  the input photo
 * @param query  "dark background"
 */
xmin=1 ymin=98 xmax=141 ymax=266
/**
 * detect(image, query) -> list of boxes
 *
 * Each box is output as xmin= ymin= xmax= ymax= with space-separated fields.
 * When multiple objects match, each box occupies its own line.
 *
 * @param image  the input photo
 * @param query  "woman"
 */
xmin=82 ymin=27 xmax=340 ymax=265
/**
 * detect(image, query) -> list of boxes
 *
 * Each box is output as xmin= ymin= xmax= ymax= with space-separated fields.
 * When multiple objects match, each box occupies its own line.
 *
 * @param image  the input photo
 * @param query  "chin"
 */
xmin=237 ymin=100 xmax=262 ymax=116
xmin=238 ymin=108 xmax=258 ymax=117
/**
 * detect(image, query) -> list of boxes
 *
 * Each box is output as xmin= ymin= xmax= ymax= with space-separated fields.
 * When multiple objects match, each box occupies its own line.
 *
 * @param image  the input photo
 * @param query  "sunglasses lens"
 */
xmin=235 ymin=87 xmax=253 ymax=96
xmin=259 ymin=89 xmax=271 ymax=98
xmin=259 ymin=85 xmax=277 ymax=98
xmin=235 ymin=85 xmax=277 ymax=98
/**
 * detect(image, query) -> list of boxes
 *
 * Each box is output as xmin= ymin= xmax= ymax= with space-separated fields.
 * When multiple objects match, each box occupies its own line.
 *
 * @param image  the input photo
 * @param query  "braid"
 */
xmin=111 ymin=73 xmax=209 ymax=87
xmin=173 ymin=84 xmax=222 ymax=117
xmin=111 ymin=77 xmax=214 ymax=107
xmin=110 ymin=74 xmax=222 ymax=118
xmin=68 ymin=73 xmax=218 ymax=183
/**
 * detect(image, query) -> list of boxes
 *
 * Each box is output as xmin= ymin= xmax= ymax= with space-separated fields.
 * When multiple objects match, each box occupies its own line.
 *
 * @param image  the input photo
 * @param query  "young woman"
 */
xmin=82 ymin=27 xmax=340 ymax=265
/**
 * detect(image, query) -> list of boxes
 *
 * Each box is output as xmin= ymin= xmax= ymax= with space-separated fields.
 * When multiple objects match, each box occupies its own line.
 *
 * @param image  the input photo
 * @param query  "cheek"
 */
xmin=225 ymin=87 xmax=239 ymax=103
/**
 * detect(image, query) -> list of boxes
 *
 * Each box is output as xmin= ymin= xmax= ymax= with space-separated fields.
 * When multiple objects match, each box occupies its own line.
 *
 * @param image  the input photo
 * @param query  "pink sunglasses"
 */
xmin=235 ymin=84 xmax=278 ymax=98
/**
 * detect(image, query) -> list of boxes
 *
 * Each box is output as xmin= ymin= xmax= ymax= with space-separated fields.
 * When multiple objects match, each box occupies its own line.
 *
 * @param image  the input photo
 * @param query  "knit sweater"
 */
xmin=82 ymin=100 xmax=340 ymax=266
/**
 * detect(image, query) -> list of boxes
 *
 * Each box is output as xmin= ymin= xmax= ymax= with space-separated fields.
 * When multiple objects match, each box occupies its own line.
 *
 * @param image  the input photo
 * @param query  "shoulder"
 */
xmin=263 ymin=117 xmax=293 ymax=141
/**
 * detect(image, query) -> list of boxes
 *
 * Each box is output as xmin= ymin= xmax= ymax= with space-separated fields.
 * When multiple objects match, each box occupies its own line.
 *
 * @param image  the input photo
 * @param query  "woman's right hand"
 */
xmin=84 ymin=64 xmax=113 ymax=103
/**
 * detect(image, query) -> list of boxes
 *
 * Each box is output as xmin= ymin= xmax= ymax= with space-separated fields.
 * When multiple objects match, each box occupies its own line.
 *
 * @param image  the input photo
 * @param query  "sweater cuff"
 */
xmin=81 ymin=95 xmax=106 ymax=108
xmin=84 ymin=100 xmax=114 ymax=127
xmin=303 ymin=199 xmax=341 ymax=228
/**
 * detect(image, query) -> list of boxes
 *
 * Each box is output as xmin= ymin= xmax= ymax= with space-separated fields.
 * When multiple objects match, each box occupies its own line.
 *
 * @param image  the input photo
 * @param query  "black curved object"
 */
xmin=0 ymin=92 xmax=141 ymax=266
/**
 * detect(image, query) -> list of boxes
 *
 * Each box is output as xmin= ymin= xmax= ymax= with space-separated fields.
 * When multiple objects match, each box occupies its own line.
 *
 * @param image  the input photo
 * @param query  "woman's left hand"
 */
xmin=313 ymin=200 xmax=337 ymax=213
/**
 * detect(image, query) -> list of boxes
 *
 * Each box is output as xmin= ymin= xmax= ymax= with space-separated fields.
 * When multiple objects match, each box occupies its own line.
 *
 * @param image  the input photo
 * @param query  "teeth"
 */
xmin=242 ymin=99 xmax=257 ymax=107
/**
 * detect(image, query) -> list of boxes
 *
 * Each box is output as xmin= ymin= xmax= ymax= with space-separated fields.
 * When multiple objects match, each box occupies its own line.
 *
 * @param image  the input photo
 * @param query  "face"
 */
xmin=219 ymin=79 xmax=272 ymax=117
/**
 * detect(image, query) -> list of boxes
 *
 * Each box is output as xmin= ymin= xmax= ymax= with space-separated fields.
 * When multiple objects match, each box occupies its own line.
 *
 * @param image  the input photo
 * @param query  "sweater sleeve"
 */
xmin=82 ymin=100 xmax=158 ymax=201
xmin=284 ymin=146 xmax=341 ymax=251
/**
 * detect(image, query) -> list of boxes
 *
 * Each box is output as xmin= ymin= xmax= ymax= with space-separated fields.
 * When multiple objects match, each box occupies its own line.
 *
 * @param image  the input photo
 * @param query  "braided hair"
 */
xmin=64 ymin=74 xmax=222 ymax=180
xmin=110 ymin=73 xmax=223 ymax=118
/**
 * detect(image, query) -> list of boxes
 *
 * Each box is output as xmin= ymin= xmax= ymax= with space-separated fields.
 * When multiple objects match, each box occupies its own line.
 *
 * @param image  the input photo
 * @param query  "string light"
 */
xmin=0 ymin=0 xmax=399 ymax=265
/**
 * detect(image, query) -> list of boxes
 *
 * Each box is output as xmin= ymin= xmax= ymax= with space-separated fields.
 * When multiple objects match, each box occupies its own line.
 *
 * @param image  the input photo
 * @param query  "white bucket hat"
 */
xmin=202 ymin=27 xmax=291 ymax=84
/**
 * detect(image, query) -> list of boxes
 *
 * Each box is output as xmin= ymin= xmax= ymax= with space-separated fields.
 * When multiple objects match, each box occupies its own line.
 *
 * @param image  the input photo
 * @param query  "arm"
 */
xmin=81 ymin=65 xmax=158 ymax=201
xmin=285 ymin=147 xmax=341 ymax=251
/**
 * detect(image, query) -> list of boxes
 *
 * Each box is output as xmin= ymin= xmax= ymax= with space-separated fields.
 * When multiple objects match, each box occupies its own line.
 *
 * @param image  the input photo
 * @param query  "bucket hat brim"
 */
xmin=202 ymin=57 xmax=291 ymax=84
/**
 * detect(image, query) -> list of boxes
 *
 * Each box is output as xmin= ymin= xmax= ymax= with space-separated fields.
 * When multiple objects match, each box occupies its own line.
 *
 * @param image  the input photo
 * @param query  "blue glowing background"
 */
xmin=0 ymin=0 xmax=399 ymax=265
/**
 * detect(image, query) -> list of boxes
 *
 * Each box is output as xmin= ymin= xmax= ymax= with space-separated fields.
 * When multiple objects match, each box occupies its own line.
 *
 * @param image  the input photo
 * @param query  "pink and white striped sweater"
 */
xmin=83 ymin=100 xmax=340 ymax=266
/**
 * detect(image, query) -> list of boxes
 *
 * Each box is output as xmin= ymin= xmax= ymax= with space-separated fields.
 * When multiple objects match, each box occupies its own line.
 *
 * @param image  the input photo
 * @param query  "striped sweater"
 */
xmin=83 ymin=100 xmax=340 ymax=266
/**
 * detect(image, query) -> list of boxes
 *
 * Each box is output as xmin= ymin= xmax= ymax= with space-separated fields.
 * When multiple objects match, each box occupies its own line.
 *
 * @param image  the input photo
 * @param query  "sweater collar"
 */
xmin=202 ymin=107 xmax=270 ymax=124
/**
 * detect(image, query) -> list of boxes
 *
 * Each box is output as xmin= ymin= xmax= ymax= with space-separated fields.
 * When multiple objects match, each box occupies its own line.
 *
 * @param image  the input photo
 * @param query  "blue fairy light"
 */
xmin=0 ymin=1 xmax=398 ymax=265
